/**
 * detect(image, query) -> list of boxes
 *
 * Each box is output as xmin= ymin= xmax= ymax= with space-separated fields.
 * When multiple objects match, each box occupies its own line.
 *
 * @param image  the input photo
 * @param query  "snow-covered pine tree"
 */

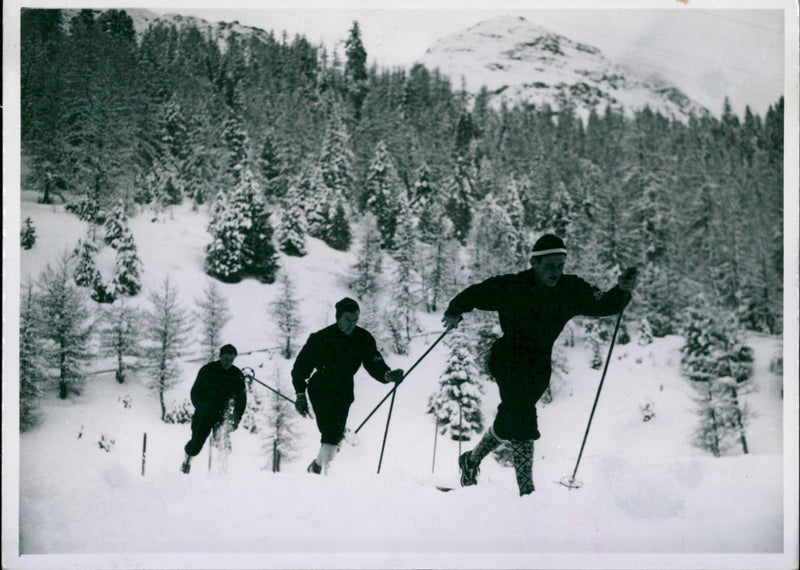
xmin=277 ymin=184 xmax=309 ymax=257
xmin=37 ymin=253 xmax=94 ymax=399
xmin=680 ymin=296 xmax=754 ymax=456
xmin=143 ymin=275 xmax=194 ymax=421
xmin=103 ymin=200 xmax=128 ymax=248
xmin=260 ymin=368 xmax=300 ymax=472
xmin=21 ymin=217 xmax=37 ymax=250
xmin=427 ymin=329 xmax=484 ymax=441
xmin=20 ymin=281 xmax=49 ymax=430
xmin=302 ymin=166 xmax=336 ymax=242
xmin=238 ymin=170 xmax=279 ymax=284
xmin=325 ymin=200 xmax=352 ymax=251
xmin=72 ymin=231 xmax=101 ymax=288
xmin=349 ymin=213 xmax=383 ymax=301
xmin=98 ymin=300 xmax=143 ymax=383
xmin=365 ymin=140 xmax=404 ymax=249
xmin=386 ymin=205 xmax=420 ymax=355
xmin=419 ymin=206 xmax=458 ymax=313
xmin=195 ymin=280 xmax=232 ymax=363
xmin=318 ymin=103 xmax=354 ymax=204
xmin=270 ymin=273 xmax=302 ymax=359
xmin=113 ymin=227 xmax=143 ymax=296
xmin=445 ymin=157 xmax=474 ymax=245
xmin=258 ymin=129 xmax=282 ymax=198
xmin=205 ymin=190 xmax=247 ymax=283
xmin=470 ymin=194 xmax=522 ymax=281
xmin=221 ymin=102 xmax=250 ymax=186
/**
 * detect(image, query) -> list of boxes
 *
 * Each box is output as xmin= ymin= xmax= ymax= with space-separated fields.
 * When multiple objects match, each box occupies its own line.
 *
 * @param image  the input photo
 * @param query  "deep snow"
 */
xmin=3 ymin=197 xmax=798 ymax=570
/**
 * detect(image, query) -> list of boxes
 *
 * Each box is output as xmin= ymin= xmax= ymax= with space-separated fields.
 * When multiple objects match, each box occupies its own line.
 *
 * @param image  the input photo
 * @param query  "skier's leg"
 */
xmin=458 ymin=426 xmax=504 ymax=486
xmin=510 ymin=439 xmax=535 ymax=496
xmin=183 ymin=407 xmax=216 ymax=471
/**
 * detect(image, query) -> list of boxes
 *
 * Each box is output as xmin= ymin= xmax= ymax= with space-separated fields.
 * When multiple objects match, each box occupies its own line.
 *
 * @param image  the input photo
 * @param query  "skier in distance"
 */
xmin=180 ymin=344 xmax=246 ymax=473
xmin=441 ymin=234 xmax=638 ymax=495
xmin=292 ymin=297 xmax=404 ymax=474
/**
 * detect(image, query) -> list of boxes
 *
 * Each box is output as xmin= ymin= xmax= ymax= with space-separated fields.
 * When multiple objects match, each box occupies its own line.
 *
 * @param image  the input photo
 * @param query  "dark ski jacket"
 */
xmin=291 ymin=324 xmax=391 ymax=402
xmin=445 ymin=270 xmax=631 ymax=365
xmin=190 ymin=361 xmax=247 ymax=425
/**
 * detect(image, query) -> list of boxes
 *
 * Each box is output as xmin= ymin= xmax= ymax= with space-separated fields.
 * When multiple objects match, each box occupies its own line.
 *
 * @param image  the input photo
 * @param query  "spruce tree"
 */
xmin=270 ymin=273 xmax=302 ymax=359
xmin=21 ymin=217 xmax=37 ymax=249
xmin=195 ymin=280 xmax=232 ymax=363
xmin=38 ymin=253 xmax=94 ymax=399
xmin=277 ymin=184 xmax=309 ymax=257
xmin=637 ymin=317 xmax=654 ymax=346
xmin=349 ymin=214 xmax=383 ymax=301
xmin=143 ymin=275 xmax=194 ymax=421
xmin=344 ymin=21 xmax=368 ymax=118
xmin=365 ymin=141 xmax=404 ymax=249
xmin=103 ymin=200 xmax=128 ymax=248
xmin=98 ymin=300 xmax=143 ymax=383
xmin=113 ymin=227 xmax=143 ymax=296
xmin=386 ymin=206 xmax=420 ymax=355
xmin=72 ymin=231 xmax=101 ymax=288
xmin=445 ymin=157 xmax=474 ymax=244
xmin=238 ymin=171 xmax=279 ymax=283
xmin=20 ymin=281 xmax=49 ymax=430
xmin=325 ymin=200 xmax=352 ymax=251
xmin=427 ymin=329 xmax=484 ymax=441
xmin=205 ymin=190 xmax=247 ymax=283
xmin=680 ymin=296 xmax=754 ymax=456
xmin=420 ymin=209 xmax=458 ymax=313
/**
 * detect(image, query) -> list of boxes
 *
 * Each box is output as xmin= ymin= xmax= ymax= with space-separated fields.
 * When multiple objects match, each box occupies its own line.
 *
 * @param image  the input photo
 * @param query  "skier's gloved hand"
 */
xmin=385 ymin=369 xmax=405 ymax=384
xmin=295 ymin=392 xmax=310 ymax=417
xmin=618 ymin=266 xmax=638 ymax=292
xmin=442 ymin=313 xmax=462 ymax=331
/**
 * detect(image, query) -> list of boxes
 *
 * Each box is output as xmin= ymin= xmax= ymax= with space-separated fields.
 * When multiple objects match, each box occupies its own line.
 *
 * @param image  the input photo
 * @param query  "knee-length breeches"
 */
xmin=308 ymin=387 xmax=352 ymax=445
xmin=488 ymin=346 xmax=550 ymax=441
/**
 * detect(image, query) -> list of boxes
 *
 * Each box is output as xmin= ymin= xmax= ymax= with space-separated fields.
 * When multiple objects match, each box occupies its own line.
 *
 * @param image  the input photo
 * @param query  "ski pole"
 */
xmin=241 ymin=367 xmax=296 ymax=405
xmin=376 ymin=389 xmax=398 ymax=474
xmin=431 ymin=418 xmax=439 ymax=474
xmin=354 ymin=328 xmax=451 ymax=435
xmin=561 ymin=306 xmax=626 ymax=489
xmin=141 ymin=432 xmax=147 ymax=476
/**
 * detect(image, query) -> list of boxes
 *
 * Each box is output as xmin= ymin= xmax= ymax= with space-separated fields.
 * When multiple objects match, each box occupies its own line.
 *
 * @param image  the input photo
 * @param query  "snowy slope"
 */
xmin=418 ymin=15 xmax=708 ymax=122
xmin=6 ymin=196 xmax=795 ymax=570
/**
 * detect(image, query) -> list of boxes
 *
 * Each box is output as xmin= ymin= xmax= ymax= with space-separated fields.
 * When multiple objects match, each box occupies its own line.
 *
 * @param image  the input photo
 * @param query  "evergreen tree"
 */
xmin=325 ymin=200 xmax=352 ymax=251
xmin=205 ymin=190 xmax=248 ymax=283
xmin=258 ymin=129 xmax=282 ymax=197
xmin=98 ymin=300 xmax=143 ymax=383
xmin=445 ymin=157 xmax=474 ymax=244
xmin=113 ymin=227 xmax=143 ymax=296
xmin=103 ymin=200 xmax=129 ymax=248
xmin=21 ymin=217 xmax=37 ymax=249
xmin=420 ymin=208 xmax=458 ymax=313
xmin=680 ymin=296 xmax=754 ymax=456
xmin=238 ymin=170 xmax=279 ymax=283
xmin=386 ymin=206 xmax=420 ymax=354
xmin=72 ymin=231 xmax=101 ymax=288
xmin=260 ymin=368 xmax=300 ymax=472
xmin=318 ymin=104 xmax=354 ymax=203
xmin=349 ymin=214 xmax=383 ymax=301
xmin=195 ymin=280 xmax=232 ymax=363
xmin=365 ymin=141 xmax=404 ymax=249
xmin=277 ymin=184 xmax=309 ymax=256
xmin=37 ymin=253 xmax=94 ymax=399
xmin=470 ymin=194 xmax=522 ymax=281
xmin=427 ymin=329 xmax=484 ymax=441
xmin=271 ymin=273 xmax=302 ymax=359
xmin=20 ymin=281 xmax=49 ymax=430
xmin=143 ymin=275 xmax=193 ymax=421
xmin=344 ymin=21 xmax=368 ymax=117
xmin=637 ymin=317 xmax=654 ymax=346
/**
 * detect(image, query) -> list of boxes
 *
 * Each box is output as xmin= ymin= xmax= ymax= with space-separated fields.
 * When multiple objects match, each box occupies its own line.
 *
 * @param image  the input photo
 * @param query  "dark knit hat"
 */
xmin=531 ymin=234 xmax=567 ymax=257
xmin=335 ymin=297 xmax=360 ymax=318
xmin=219 ymin=344 xmax=238 ymax=356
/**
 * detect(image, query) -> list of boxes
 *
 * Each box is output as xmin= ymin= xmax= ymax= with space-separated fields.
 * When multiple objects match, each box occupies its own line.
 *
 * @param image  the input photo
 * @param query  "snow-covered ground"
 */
xmin=3 ymin=197 xmax=798 ymax=569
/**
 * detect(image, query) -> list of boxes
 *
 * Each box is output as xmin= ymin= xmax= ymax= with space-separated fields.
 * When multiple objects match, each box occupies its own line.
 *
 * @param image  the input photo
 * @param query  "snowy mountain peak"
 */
xmin=419 ymin=15 xmax=708 ymax=122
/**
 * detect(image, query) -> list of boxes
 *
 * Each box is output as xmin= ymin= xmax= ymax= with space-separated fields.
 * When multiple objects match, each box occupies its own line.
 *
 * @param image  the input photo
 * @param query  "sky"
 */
xmin=140 ymin=1 xmax=790 ymax=117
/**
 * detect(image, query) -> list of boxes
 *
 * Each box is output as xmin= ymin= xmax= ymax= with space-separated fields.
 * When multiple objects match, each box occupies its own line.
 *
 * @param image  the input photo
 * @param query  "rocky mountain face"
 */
xmin=418 ymin=15 xmax=708 ymax=121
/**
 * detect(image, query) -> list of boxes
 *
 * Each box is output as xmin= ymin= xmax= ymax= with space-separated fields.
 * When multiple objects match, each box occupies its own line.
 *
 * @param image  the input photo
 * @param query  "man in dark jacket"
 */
xmin=181 ymin=344 xmax=247 ymax=473
xmin=442 ymin=234 xmax=637 ymax=495
xmin=292 ymin=297 xmax=404 ymax=474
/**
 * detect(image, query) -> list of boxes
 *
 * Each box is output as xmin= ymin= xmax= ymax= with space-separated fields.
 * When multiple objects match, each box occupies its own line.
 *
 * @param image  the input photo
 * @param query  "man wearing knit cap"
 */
xmin=442 ymin=234 xmax=637 ymax=495
xmin=292 ymin=297 xmax=404 ymax=474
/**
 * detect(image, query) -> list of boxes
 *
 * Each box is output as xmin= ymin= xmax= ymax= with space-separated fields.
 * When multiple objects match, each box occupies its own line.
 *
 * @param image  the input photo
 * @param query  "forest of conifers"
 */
xmin=20 ymin=9 xmax=784 ymax=336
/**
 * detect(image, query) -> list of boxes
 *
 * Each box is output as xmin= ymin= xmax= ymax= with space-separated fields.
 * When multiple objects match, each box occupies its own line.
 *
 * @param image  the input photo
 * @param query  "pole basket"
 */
xmin=343 ymin=428 xmax=360 ymax=447
xmin=559 ymin=475 xmax=584 ymax=490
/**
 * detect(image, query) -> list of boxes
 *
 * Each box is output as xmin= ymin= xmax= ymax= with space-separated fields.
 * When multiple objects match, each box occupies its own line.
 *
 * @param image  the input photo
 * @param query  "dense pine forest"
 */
xmin=20 ymin=8 xmax=784 ymax=342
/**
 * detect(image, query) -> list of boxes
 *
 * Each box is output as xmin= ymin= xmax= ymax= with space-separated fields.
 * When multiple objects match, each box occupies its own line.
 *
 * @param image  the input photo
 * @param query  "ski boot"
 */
xmin=458 ymin=452 xmax=479 ymax=487
xmin=307 ymin=459 xmax=322 ymax=474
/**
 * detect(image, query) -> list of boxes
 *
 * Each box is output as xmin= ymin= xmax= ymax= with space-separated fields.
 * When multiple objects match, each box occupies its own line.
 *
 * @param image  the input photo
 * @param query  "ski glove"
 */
xmin=384 ymin=369 xmax=405 ymax=384
xmin=295 ymin=392 xmax=310 ymax=417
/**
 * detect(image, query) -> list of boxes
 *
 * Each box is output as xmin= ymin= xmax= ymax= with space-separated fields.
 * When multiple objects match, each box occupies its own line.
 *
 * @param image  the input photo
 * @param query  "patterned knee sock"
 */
xmin=511 ymin=440 xmax=535 ymax=496
xmin=469 ymin=426 xmax=504 ymax=466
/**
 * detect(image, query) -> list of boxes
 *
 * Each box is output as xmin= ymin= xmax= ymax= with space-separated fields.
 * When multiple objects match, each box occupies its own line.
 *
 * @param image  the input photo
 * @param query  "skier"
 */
xmin=292 ymin=297 xmax=404 ymax=474
xmin=181 ymin=344 xmax=247 ymax=473
xmin=441 ymin=234 xmax=637 ymax=495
